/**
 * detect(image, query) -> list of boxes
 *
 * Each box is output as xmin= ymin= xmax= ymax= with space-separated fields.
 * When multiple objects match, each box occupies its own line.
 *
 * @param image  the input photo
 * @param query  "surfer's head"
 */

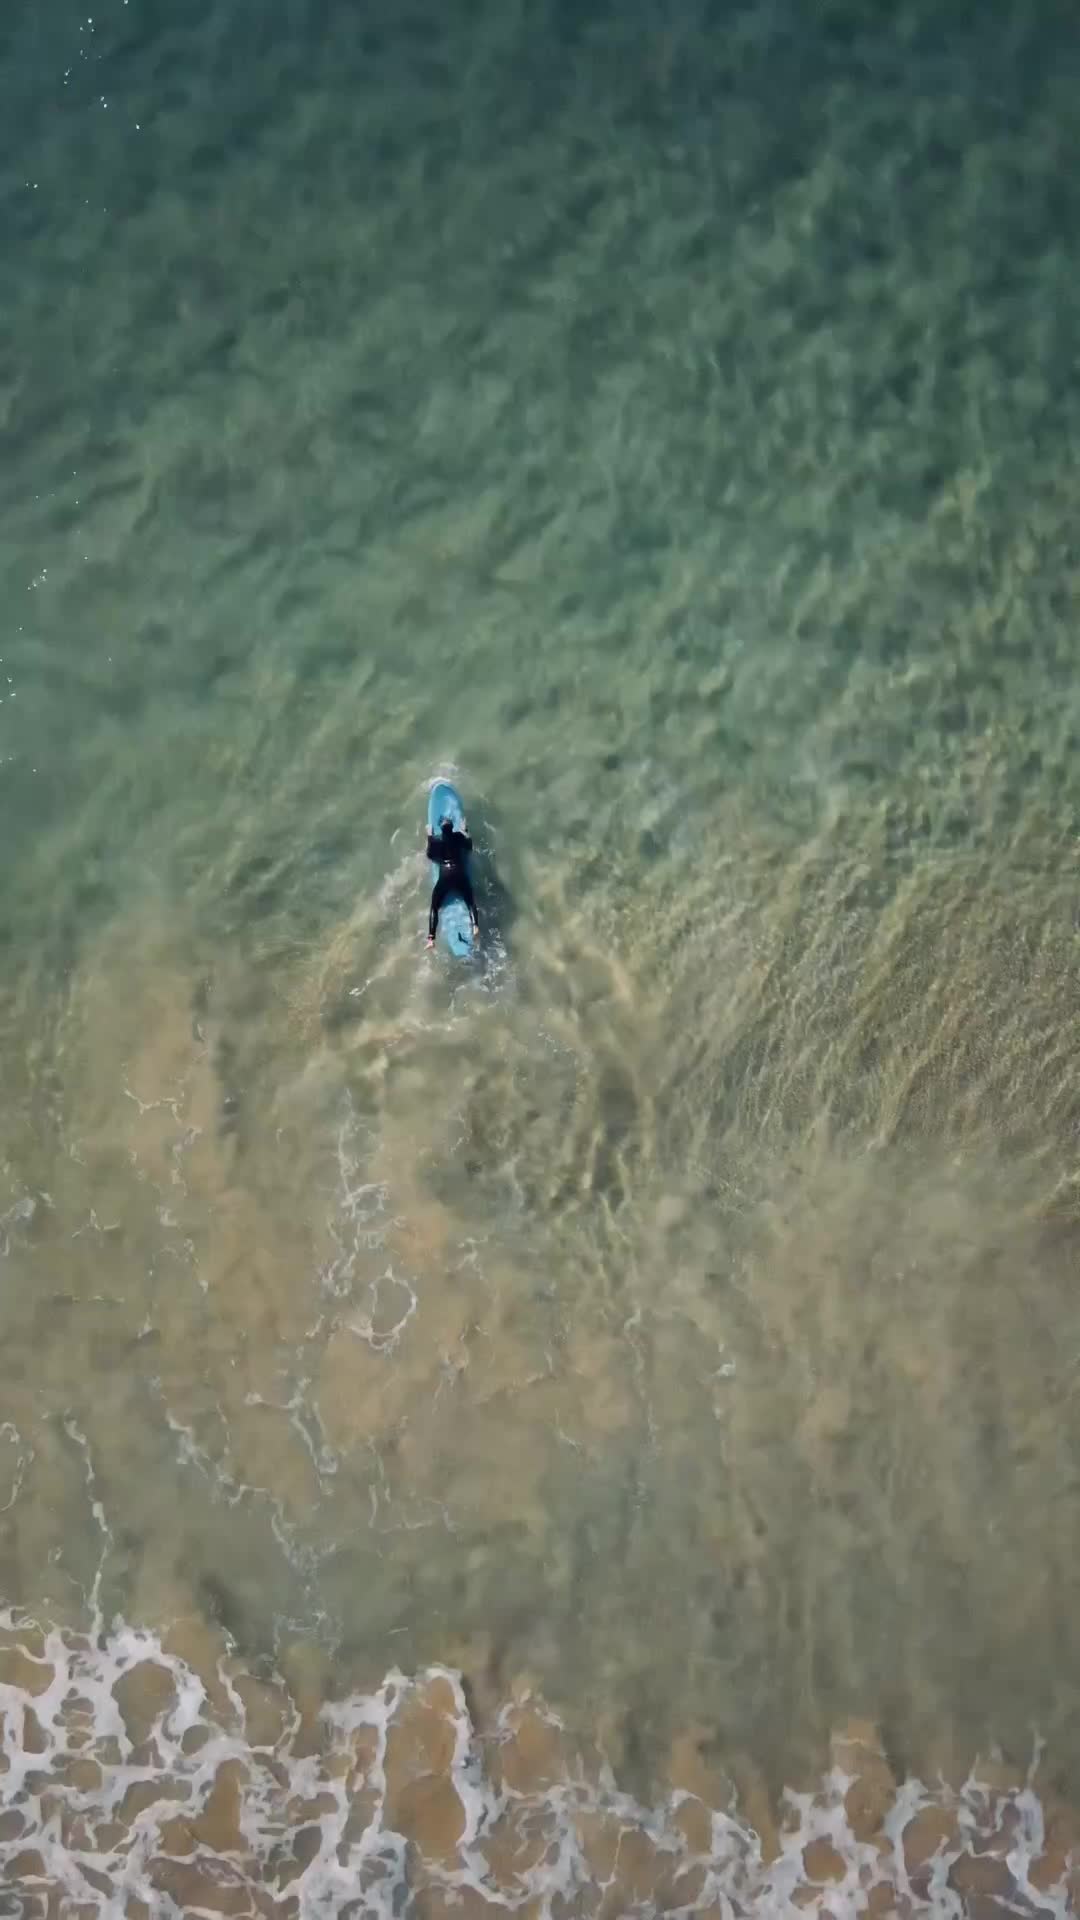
xmin=441 ymin=818 xmax=454 ymax=837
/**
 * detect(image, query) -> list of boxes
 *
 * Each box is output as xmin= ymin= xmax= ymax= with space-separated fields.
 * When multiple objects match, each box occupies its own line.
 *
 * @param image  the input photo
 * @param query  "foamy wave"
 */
xmin=0 ymin=1610 xmax=1075 ymax=1916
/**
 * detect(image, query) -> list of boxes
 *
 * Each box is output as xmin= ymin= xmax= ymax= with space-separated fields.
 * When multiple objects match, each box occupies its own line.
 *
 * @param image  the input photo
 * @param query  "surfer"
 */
xmin=425 ymin=817 xmax=480 ymax=948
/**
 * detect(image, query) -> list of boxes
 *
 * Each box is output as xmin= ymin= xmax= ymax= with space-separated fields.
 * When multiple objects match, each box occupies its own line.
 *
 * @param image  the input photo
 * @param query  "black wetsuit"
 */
xmin=427 ymin=828 xmax=478 ymax=938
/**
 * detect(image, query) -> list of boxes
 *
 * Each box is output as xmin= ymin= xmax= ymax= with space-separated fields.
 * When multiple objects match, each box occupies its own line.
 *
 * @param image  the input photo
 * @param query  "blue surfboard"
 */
xmin=426 ymin=780 xmax=474 ymax=958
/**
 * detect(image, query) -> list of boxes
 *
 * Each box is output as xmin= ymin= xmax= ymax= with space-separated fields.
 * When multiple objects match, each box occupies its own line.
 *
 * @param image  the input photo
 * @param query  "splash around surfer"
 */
xmin=424 ymin=815 xmax=480 ymax=949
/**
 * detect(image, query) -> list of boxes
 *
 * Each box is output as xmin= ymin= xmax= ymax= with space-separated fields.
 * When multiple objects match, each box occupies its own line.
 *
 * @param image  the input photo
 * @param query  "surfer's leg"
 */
xmin=428 ymin=876 xmax=450 ymax=942
xmin=459 ymin=876 xmax=480 ymax=931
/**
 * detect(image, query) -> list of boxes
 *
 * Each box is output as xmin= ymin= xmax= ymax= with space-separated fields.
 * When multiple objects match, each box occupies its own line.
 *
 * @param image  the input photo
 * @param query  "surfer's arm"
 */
xmin=425 ymin=835 xmax=441 ymax=861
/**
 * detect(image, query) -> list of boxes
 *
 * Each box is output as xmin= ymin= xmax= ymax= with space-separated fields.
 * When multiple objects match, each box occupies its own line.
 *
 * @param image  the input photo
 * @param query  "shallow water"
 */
xmin=4 ymin=0 xmax=1080 ymax=1909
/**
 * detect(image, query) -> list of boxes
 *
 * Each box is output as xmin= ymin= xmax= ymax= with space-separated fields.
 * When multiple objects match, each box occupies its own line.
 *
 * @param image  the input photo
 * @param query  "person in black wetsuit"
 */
xmin=425 ymin=817 xmax=480 ymax=947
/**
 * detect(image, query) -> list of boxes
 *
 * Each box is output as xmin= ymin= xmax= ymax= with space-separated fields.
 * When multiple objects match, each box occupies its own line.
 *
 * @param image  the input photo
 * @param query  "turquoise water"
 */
xmin=4 ymin=0 xmax=1080 ymax=1908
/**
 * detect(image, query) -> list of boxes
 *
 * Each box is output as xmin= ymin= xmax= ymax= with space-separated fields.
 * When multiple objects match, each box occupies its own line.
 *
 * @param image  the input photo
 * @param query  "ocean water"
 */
xmin=3 ymin=0 xmax=1080 ymax=1910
